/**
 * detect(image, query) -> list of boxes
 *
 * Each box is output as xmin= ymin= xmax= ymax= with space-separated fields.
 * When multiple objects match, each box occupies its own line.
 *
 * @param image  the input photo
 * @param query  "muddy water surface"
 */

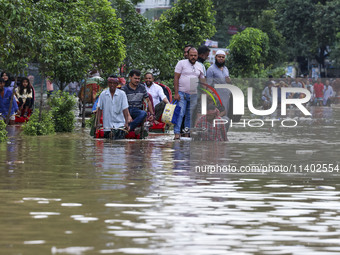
xmin=0 ymin=106 xmax=339 ymax=255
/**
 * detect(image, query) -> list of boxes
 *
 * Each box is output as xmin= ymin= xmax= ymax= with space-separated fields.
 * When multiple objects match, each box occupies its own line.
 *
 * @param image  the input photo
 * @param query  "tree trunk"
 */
xmin=39 ymin=76 xmax=45 ymax=122
xmin=316 ymin=46 xmax=329 ymax=78
xmin=5 ymin=76 xmax=18 ymax=125
xmin=81 ymin=79 xmax=86 ymax=128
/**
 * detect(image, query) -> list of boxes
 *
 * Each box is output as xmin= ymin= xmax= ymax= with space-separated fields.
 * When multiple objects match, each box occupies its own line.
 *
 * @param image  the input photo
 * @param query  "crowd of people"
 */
xmin=93 ymin=45 xmax=340 ymax=141
xmin=2 ymin=46 xmax=339 ymax=141
xmin=92 ymin=70 xmax=166 ymax=139
xmin=0 ymin=72 xmax=35 ymax=125
xmin=261 ymin=75 xmax=340 ymax=109
xmin=89 ymin=44 xmax=234 ymax=141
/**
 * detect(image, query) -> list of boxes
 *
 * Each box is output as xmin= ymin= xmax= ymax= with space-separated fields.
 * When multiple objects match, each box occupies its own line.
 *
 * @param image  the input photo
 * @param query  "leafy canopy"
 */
xmin=32 ymin=0 xmax=125 ymax=90
xmin=228 ymin=27 xmax=269 ymax=77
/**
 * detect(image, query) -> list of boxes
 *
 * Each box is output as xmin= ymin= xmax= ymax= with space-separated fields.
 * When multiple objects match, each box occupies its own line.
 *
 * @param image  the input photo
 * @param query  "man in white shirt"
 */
xmin=173 ymin=47 xmax=205 ymax=139
xmin=144 ymin=72 xmax=169 ymax=121
xmin=323 ymin=79 xmax=334 ymax=106
xmin=97 ymin=77 xmax=130 ymax=139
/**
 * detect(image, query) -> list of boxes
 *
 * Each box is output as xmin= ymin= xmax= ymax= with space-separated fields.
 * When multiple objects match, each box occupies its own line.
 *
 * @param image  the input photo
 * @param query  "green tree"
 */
xmin=211 ymin=0 xmax=285 ymax=69
xmin=272 ymin=0 xmax=340 ymax=76
xmin=111 ymin=0 xmax=155 ymax=74
xmin=228 ymin=27 xmax=269 ymax=77
xmin=159 ymin=0 xmax=216 ymax=51
xmin=152 ymin=0 xmax=216 ymax=79
xmin=32 ymin=0 xmax=125 ymax=90
xmin=0 ymin=0 xmax=33 ymax=74
xmin=150 ymin=17 xmax=181 ymax=80
xmin=211 ymin=0 xmax=270 ymax=46
xmin=331 ymin=32 xmax=340 ymax=67
xmin=255 ymin=10 xmax=286 ymax=66
xmin=85 ymin=0 xmax=126 ymax=76
xmin=313 ymin=1 xmax=340 ymax=72
xmin=111 ymin=0 xmax=216 ymax=80
xmin=0 ymin=0 xmax=34 ymax=124
xmin=272 ymin=0 xmax=316 ymax=59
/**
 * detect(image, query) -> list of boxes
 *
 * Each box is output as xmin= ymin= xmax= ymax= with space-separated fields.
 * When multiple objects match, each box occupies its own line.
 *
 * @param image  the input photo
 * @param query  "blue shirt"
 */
xmin=98 ymin=88 xmax=129 ymax=131
xmin=0 ymin=87 xmax=18 ymax=117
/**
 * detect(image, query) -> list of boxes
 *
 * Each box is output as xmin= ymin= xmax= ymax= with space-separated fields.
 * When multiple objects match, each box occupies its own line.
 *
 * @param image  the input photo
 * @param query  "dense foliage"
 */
xmin=211 ymin=0 xmax=340 ymax=76
xmin=0 ymin=0 xmax=32 ymax=75
xmin=229 ymin=28 xmax=269 ymax=77
xmin=22 ymin=110 xmax=55 ymax=136
xmin=1 ymin=0 xmax=339 ymax=97
xmin=49 ymin=91 xmax=77 ymax=132
xmin=0 ymin=119 xmax=8 ymax=142
xmin=0 ymin=0 xmax=125 ymax=91
xmin=111 ymin=0 xmax=216 ymax=80
xmin=331 ymin=32 xmax=340 ymax=67
xmin=32 ymin=0 xmax=125 ymax=90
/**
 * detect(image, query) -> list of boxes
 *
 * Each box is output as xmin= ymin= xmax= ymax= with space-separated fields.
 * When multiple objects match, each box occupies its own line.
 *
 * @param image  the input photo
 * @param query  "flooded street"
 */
xmin=0 ymin=106 xmax=340 ymax=255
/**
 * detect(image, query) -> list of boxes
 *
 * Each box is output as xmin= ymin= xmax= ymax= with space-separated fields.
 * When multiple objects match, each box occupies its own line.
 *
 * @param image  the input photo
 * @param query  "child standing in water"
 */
xmin=15 ymin=77 xmax=33 ymax=117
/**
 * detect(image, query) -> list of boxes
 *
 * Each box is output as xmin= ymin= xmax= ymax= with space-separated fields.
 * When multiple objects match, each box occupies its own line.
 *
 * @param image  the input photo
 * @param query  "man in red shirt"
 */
xmin=313 ymin=78 xmax=324 ymax=106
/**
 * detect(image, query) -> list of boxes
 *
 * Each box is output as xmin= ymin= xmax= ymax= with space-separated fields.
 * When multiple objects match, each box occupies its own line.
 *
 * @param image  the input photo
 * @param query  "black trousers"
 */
xmin=103 ymin=129 xmax=127 ymax=140
xmin=155 ymin=101 xmax=166 ymax=121
xmin=18 ymin=98 xmax=32 ymax=108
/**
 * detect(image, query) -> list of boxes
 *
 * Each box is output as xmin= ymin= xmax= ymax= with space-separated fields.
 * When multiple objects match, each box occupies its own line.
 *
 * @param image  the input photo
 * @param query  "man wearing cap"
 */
xmin=96 ymin=77 xmax=130 ymax=139
xmin=206 ymin=50 xmax=232 ymax=118
xmin=173 ymin=47 xmax=205 ymax=139
xmin=206 ymin=50 xmax=231 ymax=84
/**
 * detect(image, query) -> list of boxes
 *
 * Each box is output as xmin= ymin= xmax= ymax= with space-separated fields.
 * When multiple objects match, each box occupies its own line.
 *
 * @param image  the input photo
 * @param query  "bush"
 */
xmin=49 ymin=91 xmax=77 ymax=132
xmin=0 ymin=119 xmax=8 ymax=142
xmin=22 ymin=110 xmax=55 ymax=136
xmin=228 ymin=27 xmax=269 ymax=77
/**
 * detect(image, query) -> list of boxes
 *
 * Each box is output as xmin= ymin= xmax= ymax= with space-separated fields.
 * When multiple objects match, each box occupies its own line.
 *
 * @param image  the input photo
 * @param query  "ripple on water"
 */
xmin=24 ymin=240 xmax=46 ymax=245
xmin=51 ymin=246 xmax=94 ymax=255
xmin=105 ymin=203 xmax=152 ymax=208
xmin=61 ymin=203 xmax=83 ymax=207
xmin=23 ymin=197 xmax=61 ymax=202
xmin=99 ymin=248 xmax=157 ymax=254
xmin=268 ymin=209 xmax=316 ymax=216
xmin=264 ymin=184 xmax=289 ymax=188
xmin=107 ymin=231 xmax=156 ymax=237
xmin=317 ymin=185 xmax=336 ymax=190
xmin=30 ymin=212 xmax=60 ymax=219
xmin=30 ymin=212 xmax=60 ymax=215
xmin=70 ymin=215 xmax=99 ymax=223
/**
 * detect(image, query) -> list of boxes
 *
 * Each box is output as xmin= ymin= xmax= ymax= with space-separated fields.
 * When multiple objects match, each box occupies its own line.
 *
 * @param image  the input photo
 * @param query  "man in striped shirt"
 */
xmin=121 ymin=69 xmax=154 ymax=131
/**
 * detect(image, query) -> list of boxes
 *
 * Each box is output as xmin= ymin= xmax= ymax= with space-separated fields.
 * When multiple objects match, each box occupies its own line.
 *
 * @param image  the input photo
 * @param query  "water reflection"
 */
xmin=0 ymin=107 xmax=339 ymax=254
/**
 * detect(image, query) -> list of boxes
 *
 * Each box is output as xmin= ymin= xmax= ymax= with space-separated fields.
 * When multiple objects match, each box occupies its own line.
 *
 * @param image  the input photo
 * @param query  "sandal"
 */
xmin=174 ymin=134 xmax=180 ymax=140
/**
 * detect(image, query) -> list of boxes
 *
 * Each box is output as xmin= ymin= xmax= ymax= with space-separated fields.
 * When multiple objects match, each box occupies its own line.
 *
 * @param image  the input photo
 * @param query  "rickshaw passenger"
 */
xmin=121 ymin=69 xmax=154 ymax=131
xmin=0 ymin=78 xmax=18 ymax=125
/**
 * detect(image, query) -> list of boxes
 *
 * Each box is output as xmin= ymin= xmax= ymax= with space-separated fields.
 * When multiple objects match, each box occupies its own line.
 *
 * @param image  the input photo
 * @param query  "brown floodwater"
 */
xmin=0 ymin=106 xmax=339 ymax=255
